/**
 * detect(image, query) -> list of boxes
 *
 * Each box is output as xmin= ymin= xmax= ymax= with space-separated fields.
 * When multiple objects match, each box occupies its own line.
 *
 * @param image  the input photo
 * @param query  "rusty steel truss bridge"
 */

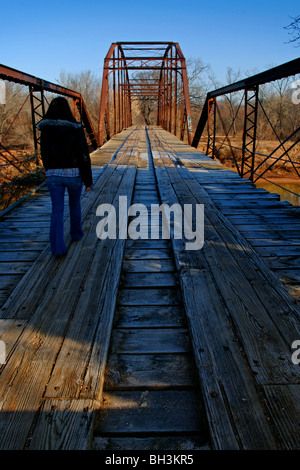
xmin=0 ymin=41 xmax=299 ymax=189
xmin=0 ymin=42 xmax=300 ymax=451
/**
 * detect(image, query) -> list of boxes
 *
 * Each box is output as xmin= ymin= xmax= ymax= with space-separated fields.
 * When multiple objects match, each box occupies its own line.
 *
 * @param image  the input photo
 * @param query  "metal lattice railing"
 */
xmin=191 ymin=59 xmax=300 ymax=189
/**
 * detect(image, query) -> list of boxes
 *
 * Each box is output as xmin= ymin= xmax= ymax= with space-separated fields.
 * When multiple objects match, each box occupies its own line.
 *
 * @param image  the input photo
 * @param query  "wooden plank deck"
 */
xmin=148 ymin=127 xmax=300 ymax=450
xmin=0 ymin=128 xmax=140 ymax=449
xmin=158 ymin=130 xmax=300 ymax=304
xmin=0 ymin=125 xmax=299 ymax=450
xmin=0 ymin=127 xmax=145 ymax=310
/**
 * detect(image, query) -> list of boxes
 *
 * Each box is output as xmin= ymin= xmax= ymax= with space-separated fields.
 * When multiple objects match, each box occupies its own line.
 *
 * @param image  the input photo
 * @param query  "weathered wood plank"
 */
xmin=0 ymin=221 xmax=50 ymax=228
xmin=248 ymin=238 xmax=300 ymax=247
xmin=110 ymin=328 xmax=191 ymax=354
xmin=157 ymin=155 xmax=300 ymax=378
xmin=0 ymin=274 xmax=23 ymax=290
xmin=234 ymin=224 xmax=300 ymax=232
xmin=0 ymin=263 xmax=31 ymax=275
xmin=104 ymin=353 xmax=197 ymax=389
xmin=179 ymin=269 xmax=277 ymax=450
xmin=92 ymin=435 xmax=209 ymax=450
xmin=0 ymin=242 xmax=47 ymax=251
xmin=0 ymin=234 xmax=49 ymax=243
xmin=118 ymin=288 xmax=181 ymax=306
xmin=29 ymin=399 xmax=94 ymax=450
xmin=0 ymin=225 xmax=49 ymax=235
xmin=227 ymin=216 xmax=300 ymax=225
xmin=150 ymin=127 xmax=299 ymax=449
xmin=236 ymin=230 xmax=300 ymax=239
xmin=262 ymin=256 xmax=300 ymax=270
xmin=272 ymin=269 xmax=300 ymax=284
xmin=0 ymin=251 xmax=41 ymax=262
xmin=220 ymin=207 xmax=299 ymax=216
xmin=208 ymin=193 xmax=280 ymax=201
xmin=213 ymin=200 xmax=288 ymax=209
xmin=122 ymin=259 xmax=175 ymax=273
xmin=124 ymin=248 xmax=172 ymax=259
xmin=121 ymin=272 xmax=177 ymax=288
xmin=95 ymin=390 xmax=207 ymax=435
xmin=114 ymin=305 xmax=186 ymax=328
xmin=125 ymin=239 xmax=169 ymax=249
xmin=262 ymin=385 xmax=300 ymax=450
xmin=0 ymin=165 xmax=119 ymax=320
xmin=0 ymin=131 xmax=140 ymax=448
xmin=43 ymin=168 xmax=137 ymax=400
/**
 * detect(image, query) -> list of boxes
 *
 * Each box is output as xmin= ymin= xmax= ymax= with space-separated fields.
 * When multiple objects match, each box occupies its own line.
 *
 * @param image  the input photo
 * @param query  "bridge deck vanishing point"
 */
xmin=0 ymin=126 xmax=299 ymax=450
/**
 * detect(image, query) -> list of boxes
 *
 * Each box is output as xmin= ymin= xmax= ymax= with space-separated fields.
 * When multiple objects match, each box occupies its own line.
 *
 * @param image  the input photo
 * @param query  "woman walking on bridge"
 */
xmin=37 ymin=97 xmax=92 ymax=256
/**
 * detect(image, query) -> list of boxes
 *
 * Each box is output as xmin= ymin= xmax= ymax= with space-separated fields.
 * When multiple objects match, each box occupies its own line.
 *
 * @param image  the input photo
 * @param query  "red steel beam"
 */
xmin=0 ymin=64 xmax=81 ymax=98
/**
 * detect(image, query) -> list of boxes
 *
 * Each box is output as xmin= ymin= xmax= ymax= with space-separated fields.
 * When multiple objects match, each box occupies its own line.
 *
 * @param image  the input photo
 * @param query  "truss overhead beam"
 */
xmin=0 ymin=64 xmax=81 ymax=98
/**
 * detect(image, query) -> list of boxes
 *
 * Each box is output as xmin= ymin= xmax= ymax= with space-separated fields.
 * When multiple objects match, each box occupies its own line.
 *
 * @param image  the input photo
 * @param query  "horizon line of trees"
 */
xmin=0 ymin=54 xmax=299 ymax=154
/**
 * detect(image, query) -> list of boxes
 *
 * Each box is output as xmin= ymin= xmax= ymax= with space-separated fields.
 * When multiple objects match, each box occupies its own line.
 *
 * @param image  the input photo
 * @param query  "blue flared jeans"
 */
xmin=47 ymin=175 xmax=84 ymax=255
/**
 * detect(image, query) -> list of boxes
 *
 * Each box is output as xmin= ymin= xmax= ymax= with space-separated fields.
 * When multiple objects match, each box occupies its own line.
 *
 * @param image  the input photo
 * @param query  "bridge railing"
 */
xmin=0 ymin=64 xmax=98 ymax=210
xmin=191 ymin=58 xmax=300 ymax=200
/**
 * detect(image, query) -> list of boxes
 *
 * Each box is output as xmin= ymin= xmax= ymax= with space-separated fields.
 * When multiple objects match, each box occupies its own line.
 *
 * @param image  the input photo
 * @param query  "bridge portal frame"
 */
xmin=98 ymin=42 xmax=193 ymax=147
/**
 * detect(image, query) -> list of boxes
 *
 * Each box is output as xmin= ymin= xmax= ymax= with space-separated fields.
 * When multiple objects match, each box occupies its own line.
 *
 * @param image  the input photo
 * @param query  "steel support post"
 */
xmin=180 ymin=83 xmax=185 ymax=141
xmin=98 ymin=43 xmax=116 ymax=146
xmin=241 ymin=86 xmax=259 ymax=180
xmin=175 ymin=43 xmax=193 ymax=145
xmin=113 ymin=49 xmax=116 ymax=135
xmin=30 ymin=87 xmax=45 ymax=153
xmin=118 ymin=47 xmax=121 ymax=133
xmin=206 ymin=98 xmax=216 ymax=157
xmin=168 ymin=49 xmax=172 ymax=133
xmin=173 ymin=53 xmax=178 ymax=136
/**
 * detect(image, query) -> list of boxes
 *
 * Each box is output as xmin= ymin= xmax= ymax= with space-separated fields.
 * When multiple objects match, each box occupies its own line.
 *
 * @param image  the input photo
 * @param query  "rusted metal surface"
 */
xmin=98 ymin=42 xmax=193 ymax=146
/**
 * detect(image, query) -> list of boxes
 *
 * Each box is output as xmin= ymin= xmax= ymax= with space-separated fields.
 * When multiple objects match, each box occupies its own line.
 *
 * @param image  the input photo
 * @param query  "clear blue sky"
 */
xmin=1 ymin=0 xmax=299 ymax=87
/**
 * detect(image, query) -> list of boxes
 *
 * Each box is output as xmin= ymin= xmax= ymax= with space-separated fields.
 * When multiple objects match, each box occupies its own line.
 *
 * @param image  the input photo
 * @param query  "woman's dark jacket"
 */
xmin=37 ymin=119 xmax=93 ymax=187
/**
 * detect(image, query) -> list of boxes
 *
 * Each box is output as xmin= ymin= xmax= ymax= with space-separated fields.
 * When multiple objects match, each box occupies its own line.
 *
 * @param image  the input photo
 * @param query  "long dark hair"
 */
xmin=44 ymin=96 xmax=77 ymax=122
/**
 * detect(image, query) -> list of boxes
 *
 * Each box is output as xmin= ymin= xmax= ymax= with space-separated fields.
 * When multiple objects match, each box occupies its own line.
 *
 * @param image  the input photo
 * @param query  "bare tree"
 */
xmin=284 ymin=15 xmax=300 ymax=46
xmin=130 ymin=70 xmax=160 ymax=126
xmin=57 ymin=70 xmax=101 ymax=130
xmin=207 ymin=67 xmax=243 ymax=136
xmin=186 ymin=57 xmax=210 ymax=111
xmin=223 ymin=67 xmax=242 ymax=136
xmin=0 ymin=82 xmax=32 ymax=149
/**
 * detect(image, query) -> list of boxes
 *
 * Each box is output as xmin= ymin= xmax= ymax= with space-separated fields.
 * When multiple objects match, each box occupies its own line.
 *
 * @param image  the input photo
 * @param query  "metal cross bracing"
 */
xmin=0 ymin=64 xmax=98 ymax=157
xmin=98 ymin=42 xmax=193 ymax=147
xmin=0 ymin=64 xmax=98 ymax=191
xmin=191 ymin=58 xmax=300 ymax=187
